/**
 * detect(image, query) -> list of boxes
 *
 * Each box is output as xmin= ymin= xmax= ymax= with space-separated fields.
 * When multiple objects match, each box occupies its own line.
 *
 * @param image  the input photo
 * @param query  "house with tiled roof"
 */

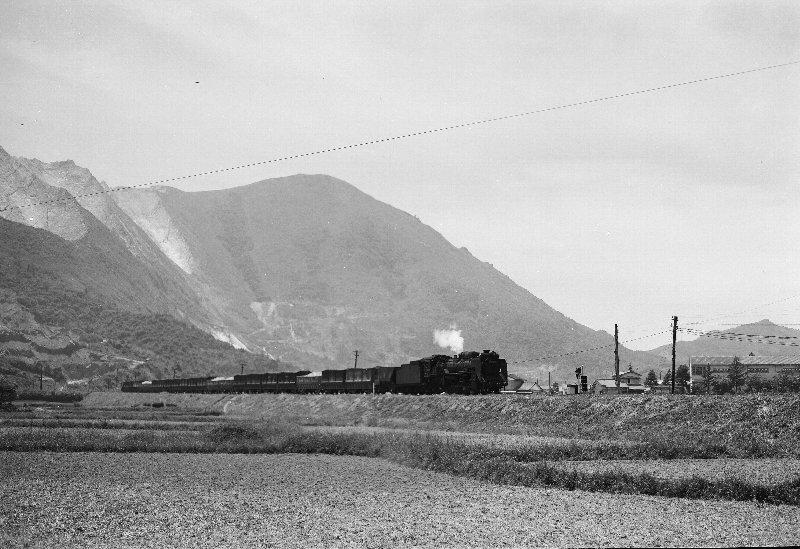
xmin=593 ymin=364 xmax=647 ymax=393
xmin=591 ymin=379 xmax=628 ymax=394
xmin=519 ymin=380 xmax=546 ymax=394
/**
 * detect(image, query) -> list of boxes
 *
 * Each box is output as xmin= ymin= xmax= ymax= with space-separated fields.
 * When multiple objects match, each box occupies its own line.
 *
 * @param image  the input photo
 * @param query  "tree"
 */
xmin=662 ymin=369 xmax=672 ymax=386
xmin=775 ymin=369 xmax=800 ymax=393
xmin=695 ymin=365 xmax=715 ymax=394
xmin=644 ymin=370 xmax=658 ymax=387
xmin=728 ymin=356 xmax=746 ymax=393
xmin=746 ymin=374 xmax=768 ymax=393
xmin=675 ymin=365 xmax=691 ymax=393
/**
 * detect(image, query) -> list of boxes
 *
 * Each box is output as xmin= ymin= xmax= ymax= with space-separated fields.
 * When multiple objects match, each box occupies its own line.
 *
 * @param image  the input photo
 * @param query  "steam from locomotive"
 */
xmin=433 ymin=326 xmax=464 ymax=354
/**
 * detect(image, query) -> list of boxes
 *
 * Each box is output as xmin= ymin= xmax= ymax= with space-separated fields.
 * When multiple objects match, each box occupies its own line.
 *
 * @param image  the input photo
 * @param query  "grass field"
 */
xmin=4 ymin=452 xmax=799 ymax=549
xmin=4 ymin=396 xmax=800 ymax=547
xmin=3 ymin=397 xmax=800 ymax=506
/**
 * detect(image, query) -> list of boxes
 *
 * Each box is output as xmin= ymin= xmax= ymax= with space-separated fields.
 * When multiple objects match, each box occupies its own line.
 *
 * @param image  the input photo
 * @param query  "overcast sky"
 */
xmin=2 ymin=1 xmax=799 ymax=350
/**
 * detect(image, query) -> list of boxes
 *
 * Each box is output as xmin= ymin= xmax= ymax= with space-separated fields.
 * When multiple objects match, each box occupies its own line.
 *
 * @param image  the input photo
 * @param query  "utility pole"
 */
xmin=614 ymin=324 xmax=620 ymax=390
xmin=548 ymin=371 xmax=551 ymax=394
xmin=40 ymin=362 xmax=43 ymax=391
xmin=353 ymin=350 xmax=359 ymax=369
xmin=671 ymin=316 xmax=678 ymax=395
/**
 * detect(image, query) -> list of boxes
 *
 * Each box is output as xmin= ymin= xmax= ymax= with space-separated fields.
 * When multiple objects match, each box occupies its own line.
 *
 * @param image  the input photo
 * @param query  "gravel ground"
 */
xmin=549 ymin=458 xmax=800 ymax=485
xmin=2 ymin=452 xmax=799 ymax=548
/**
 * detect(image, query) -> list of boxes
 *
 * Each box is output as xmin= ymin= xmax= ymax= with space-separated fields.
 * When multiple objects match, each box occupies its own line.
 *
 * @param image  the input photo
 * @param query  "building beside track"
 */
xmin=690 ymin=355 xmax=800 ymax=382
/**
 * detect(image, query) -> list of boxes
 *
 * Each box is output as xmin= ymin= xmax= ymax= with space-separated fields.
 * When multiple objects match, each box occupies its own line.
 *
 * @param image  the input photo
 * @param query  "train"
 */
xmin=121 ymin=350 xmax=508 ymax=395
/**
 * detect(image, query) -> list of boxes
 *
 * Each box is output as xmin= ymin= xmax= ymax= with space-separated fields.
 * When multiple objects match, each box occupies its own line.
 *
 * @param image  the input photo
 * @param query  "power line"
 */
xmin=684 ymin=329 xmax=800 ymax=340
xmin=3 ymin=59 xmax=798 ymax=213
xmin=679 ymin=328 xmax=800 ymax=347
xmin=509 ymin=329 xmax=671 ymax=365
xmin=683 ymin=294 xmax=800 ymax=326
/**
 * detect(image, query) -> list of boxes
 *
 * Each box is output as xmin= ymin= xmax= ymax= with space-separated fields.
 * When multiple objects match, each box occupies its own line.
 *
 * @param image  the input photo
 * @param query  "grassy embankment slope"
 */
xmin=85 ymin=392 xmax=800 ymax=457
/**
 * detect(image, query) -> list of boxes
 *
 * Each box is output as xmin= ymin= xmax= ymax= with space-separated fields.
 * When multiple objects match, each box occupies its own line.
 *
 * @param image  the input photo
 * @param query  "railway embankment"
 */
xmin=83 ymin=392 xmax=800 ymax=457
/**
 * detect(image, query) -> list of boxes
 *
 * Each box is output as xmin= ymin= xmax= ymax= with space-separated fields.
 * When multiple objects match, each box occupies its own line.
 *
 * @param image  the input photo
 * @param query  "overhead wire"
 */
xmin=683 ymin=329 xmax=800 ymax=340
xmin=2 ymin=59 xmax=799 ymax=212
xmin=508 ymin=329 xmax=671 ymax=365
xmin=683 ymin=294 xmax=800 ymax=326
xmin=679 ymin=328 xmax=800 ymax=348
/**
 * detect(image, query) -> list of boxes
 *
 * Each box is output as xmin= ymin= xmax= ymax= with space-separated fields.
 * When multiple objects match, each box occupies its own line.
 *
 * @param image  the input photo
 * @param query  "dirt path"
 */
xmin=3 ymin=452 xmax=798 ymax=548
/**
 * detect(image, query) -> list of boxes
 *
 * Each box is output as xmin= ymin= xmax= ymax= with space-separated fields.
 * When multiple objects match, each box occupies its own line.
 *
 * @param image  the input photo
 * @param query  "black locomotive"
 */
xmin=121 ymin=350 xmax=507 ymax=395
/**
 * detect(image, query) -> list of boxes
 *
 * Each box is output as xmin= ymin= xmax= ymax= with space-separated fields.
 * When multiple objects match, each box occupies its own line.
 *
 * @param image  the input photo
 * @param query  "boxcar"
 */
xmin=297 ymin=371 xmax=322 ymax=393
xmin=321 ymin=369 xmax=346 ymax=393
xmin=344 ymin=368 xmax=375 ymax=393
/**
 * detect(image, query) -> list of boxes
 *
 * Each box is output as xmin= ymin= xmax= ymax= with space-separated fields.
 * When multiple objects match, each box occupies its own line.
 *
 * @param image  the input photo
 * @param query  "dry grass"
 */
xmin=6 ymin=452 xmax=800 ymax=548
xmin=0 ymin=418 xmax=214 ymax=431
xmin=549 ymin=458 xmax=800 ymax=486
xmin=2 ymin=417 xmax=799 ymax=505
xmin=83 ymin=392 xmax=800 ymax=458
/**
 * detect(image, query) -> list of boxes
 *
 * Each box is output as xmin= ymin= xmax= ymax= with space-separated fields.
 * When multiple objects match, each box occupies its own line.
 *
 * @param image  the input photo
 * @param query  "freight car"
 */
xmin=121 ymin=350 xmax=507 ymax=395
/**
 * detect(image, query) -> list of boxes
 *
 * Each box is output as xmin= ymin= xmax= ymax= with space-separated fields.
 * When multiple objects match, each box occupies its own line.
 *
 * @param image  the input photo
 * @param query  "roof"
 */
xmin=593 ymin=379 xmax=629 ymax=388
xmin=519 ymin=381 xmax=545 ymax=392
xmin=691 ymin=356 xmax=800 ymax=366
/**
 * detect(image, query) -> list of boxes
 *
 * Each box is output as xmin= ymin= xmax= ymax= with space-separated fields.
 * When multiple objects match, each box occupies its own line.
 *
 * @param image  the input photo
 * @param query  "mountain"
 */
xmin=647 ymin=320 xmax=800 ymax=365
xmin=0 ymin=147 xmax=286 ymax=389
xmin=114 ymin=174 xmax=659 ymax=377
xmin=0 ymin=217 xmax=285 ymax=389
xmin=1 ymin=144 xmax=660 ymax=384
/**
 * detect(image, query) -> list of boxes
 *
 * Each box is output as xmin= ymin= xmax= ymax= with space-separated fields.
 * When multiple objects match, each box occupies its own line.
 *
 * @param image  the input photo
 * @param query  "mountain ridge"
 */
xmin=647 ymin=320 xmax=800 ymax=364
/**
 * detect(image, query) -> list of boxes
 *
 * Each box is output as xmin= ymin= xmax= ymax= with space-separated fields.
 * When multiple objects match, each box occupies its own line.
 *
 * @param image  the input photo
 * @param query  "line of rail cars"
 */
xmin=121 ymin=350 xmax=508 ymax=395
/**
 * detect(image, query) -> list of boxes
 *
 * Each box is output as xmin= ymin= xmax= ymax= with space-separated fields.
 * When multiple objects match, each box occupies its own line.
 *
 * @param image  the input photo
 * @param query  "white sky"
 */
xmin=2 ymin=1 xmax=799 ymax=350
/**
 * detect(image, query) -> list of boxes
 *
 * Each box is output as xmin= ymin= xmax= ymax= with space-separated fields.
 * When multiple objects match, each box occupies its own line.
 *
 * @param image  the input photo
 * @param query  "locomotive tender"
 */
xmin=121 ymin=350 xmax=508 ymax=395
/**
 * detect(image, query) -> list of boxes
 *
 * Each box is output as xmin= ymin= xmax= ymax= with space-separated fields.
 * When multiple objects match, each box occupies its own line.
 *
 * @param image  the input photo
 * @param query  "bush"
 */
xmin=16 ymin=391 xmax=83 ymax=403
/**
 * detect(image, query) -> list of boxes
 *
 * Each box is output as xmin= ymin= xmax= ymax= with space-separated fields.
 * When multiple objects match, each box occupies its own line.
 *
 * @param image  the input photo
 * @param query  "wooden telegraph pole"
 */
xmin=671 ymin=316 xmax=678 ymax=394
xmin=353 ymin=350 xmax=359 ymax=369
xmin=614 ymin=324 xmax=620 ymax=390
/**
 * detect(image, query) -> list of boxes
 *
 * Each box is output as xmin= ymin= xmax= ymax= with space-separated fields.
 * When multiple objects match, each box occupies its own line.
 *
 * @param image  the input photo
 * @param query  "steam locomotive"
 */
xmin=121 ymin=350 xmax=508 ymax=395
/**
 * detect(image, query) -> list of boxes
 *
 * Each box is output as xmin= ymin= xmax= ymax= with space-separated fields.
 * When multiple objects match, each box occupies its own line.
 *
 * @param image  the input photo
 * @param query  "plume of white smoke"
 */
xmin=433 ymin=326 xmax=464 ymax=354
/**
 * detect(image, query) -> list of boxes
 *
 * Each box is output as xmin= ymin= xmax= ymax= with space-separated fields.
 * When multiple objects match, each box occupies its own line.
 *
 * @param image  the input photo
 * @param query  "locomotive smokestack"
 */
xmin=433 ymin=326 xmax=464 ymax=354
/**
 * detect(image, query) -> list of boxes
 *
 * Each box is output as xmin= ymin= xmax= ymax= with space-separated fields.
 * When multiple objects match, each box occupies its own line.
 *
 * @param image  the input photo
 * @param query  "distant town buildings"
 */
xmin=591 ymin=365 xmax=646 ymax=394
xmin=690 ymin=356 xmax=800 ymax=382
xmin=591 ymin=379 xmax=628 ymax=394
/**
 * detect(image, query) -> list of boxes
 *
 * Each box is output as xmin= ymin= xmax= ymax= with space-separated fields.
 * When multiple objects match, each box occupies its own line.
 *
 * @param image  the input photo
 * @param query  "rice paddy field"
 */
xmin=2 ymin=393 xmax=800 ymax=547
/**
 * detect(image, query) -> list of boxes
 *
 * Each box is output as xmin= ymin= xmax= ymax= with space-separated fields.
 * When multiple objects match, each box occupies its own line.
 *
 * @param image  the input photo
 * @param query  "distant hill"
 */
xmin=1 ymin=144 xmax=661 ymax=384
xmin=647 ymin=320 xmax=800 ymax=366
